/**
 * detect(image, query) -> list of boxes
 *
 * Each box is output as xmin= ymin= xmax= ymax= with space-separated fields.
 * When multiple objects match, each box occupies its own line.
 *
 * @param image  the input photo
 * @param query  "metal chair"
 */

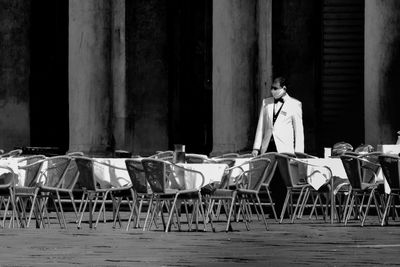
xmin=15 ymin=155 xmax=46 ymax=228
xmin=205 ymin=158 xmax=271 ymax=232
xmin=119 ymin=158 xmax=152 ymax=230
xmin=275 ymin=153 xmax=311 ymax=223
xmin=0 ymin=166 xmax=19 ymax=228
xmin=378 ymin=154 xmax=400 ymax=226
xmin=340 ymin=155 xmax=382 ymax=226
xmin=141 ymin=158 xmax=206 ymax=232
xmin=74 ymin=157 xmax=131 ymax=229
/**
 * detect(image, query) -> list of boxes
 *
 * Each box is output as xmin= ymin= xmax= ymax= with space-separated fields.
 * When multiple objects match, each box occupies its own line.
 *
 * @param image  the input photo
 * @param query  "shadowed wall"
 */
xmin=365 ymin=0 xmax=400 ymax=146
xmin=0 ymin=0 xmax=30 ymax=150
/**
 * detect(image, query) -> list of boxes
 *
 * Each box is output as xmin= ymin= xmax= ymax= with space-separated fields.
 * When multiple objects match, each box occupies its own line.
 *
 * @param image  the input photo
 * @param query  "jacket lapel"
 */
xmin=274 ymin=96 xmax=290 ymax=125
xmin=267 ymin=100 xmax=274 ymax=126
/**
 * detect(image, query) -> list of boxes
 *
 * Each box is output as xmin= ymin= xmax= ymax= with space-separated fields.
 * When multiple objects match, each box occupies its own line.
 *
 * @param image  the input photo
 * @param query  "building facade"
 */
xmin=0 ymin=0 xmax=399 ymax=156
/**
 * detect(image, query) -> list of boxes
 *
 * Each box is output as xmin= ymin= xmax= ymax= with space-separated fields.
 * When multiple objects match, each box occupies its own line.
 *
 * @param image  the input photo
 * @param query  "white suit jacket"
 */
xmin=253 ymin=94 xmax=304 ymax=154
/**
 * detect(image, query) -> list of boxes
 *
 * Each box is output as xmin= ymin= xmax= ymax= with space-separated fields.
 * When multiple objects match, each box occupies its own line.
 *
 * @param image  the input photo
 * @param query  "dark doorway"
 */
xmin=168 ymin=0 xmax=212 ymax=155
xmin=29 ymin=0 xmax=69 ymax=152
xmin=319 ymin=0 xmax=365 ymax=150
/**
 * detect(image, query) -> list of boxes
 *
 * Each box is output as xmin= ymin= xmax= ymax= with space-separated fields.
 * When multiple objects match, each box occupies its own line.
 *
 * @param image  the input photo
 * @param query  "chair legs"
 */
xmin=344 ymin=189 xmax=383 ymax=226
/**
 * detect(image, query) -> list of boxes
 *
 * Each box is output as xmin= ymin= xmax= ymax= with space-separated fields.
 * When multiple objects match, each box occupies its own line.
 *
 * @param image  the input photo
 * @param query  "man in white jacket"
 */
xmin=252 ymin=77 xmax=304 ymax=156
xmin=251 ymin=76 xmax=304 ymax=217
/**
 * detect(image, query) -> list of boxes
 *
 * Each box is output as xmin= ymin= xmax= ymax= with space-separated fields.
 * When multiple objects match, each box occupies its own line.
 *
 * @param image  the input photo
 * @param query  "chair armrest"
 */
xmin=170 ymin=163 xmax=206 ymax=189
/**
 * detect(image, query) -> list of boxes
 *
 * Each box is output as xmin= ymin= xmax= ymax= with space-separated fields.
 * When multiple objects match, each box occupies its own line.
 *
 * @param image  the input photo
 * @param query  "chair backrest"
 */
xmin=0 ymin=149 xmax=23 ymax=158
xmin=243 ymin=158 xmax=271 ymax=191
xmin=66 ymin=151 xmax=84 ymax=157
xmin=255 ymin=152 xmax=279 ymax=186
xmin=61 ymin=158 xmax=80 ymax=190
xmin=141 ymin=158 xmax=171 ymax=193
xmin=358 ymin=152 xmax=382 ymax=183
xmin=74 ymin=157 xmax=97 ymax=191
xmin=238 ymin=153 xmax=253 ymax=158
xmin=125 ymin=159 xmax=148 ymax=194
xmin=41 ymin=156 xmax=72 ymax=188
xmin=18 ymin=155 xmax=46 ymax=187
xmin=149 ymin=151 xmax=174 ymax=160
xmin=275 ymin=153 xmax=299 ymax=187
xmin=295 ymin=152 xmax=317 ymax=159
xmin=378 ymin=154 xmax=400 ymax=191
xmin=214 ymin=153 xmax=239 ymax=159
xmin=340 ymin=155 xmax=363 ymax=190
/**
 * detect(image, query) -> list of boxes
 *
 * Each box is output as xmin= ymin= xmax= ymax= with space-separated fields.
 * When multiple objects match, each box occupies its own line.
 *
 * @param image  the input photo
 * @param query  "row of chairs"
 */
xmin=3 ymin=149 xmax=397 ymax=231
xmin=275 ymin=151 xmax=400 ymax=227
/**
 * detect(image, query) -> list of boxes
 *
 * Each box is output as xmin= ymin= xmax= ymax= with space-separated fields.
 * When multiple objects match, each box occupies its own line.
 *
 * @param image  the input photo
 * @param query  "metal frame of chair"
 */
xmin=118 ymin=158 xmax=151 ymax=230
xmin=340 ymin=155 xmax=382 ymax=226
xmin=205 ymin=158 xmax=271 ymax=232
xmin=36 ymin=156 xmax=73 ymax=228
xmin=213 ymin=153 xmax=239 ymax=159
xmin=254 ymin=152 xmax=280 ymax=221
xmin=74 ymin=156 xmax=132 ymax=229
xmin=15 ymin=155 xmax=47 ymax=228
xmin=378 ymin=154 xmax=400 ymax=226
xmin=274 ymin=154 xmax=312 ymax=224
xmin=0 ymin=166 xmax=19 ymax=228
xmin=0 ymin=149 xmax=23 ymax=158
xmin=141 ymin=158 xmax=206 ymax=232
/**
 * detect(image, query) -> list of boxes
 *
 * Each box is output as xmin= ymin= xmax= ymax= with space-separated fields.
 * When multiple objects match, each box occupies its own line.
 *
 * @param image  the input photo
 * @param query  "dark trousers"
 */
xmin=266 ymin=139 xmax=287 ymax=217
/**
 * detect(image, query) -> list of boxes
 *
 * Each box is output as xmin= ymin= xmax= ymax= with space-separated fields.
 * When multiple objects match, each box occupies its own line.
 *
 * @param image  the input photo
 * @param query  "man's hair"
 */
xmin=274 ymin=76 xmax=288 ymax=88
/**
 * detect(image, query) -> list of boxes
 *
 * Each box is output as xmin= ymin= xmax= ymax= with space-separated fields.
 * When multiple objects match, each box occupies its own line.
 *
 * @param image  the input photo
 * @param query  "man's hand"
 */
xmin=252 ymin=149 xmax=259 ymax=157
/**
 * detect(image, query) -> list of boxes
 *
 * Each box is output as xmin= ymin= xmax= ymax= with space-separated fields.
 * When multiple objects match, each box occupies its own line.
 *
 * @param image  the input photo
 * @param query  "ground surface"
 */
xmin=0 ymin=212 xmax=399 ymax=266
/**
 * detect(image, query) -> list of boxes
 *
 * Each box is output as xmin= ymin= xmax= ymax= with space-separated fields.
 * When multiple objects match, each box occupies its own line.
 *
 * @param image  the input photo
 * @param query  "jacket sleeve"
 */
xmin=253 ymin=100 xmax=265 ymax=151
xmin=293 ymin=101 xmax=304 ymax=152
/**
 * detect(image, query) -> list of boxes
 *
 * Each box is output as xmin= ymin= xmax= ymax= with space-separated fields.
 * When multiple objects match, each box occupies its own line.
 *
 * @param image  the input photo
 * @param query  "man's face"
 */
xmin=271 ymin=81 xmax=282 ymax=92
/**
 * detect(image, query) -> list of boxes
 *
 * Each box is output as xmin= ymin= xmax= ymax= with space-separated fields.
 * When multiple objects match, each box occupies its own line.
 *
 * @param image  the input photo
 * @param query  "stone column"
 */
xmin=365 ymin=1 xmax=400 ymax=146
xmin=0 ymin=0 xmax=31 ymax=150
xmin=110 ymin=0 xmax=128 ymax=151
xmin=257 ymin=0 xmax=273 ymax=103
xmin=212 ymin=0 xmax=271 ymax=154
xmin=69 ymin=0 xmax=112 ymax=155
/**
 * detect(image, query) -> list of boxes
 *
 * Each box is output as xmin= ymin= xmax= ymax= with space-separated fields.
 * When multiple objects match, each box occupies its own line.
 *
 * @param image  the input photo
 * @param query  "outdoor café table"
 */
xmin=92 ymin=158 xmax=131 ymax=188
xmin=296 ymin=158 xmax=348 ymax=224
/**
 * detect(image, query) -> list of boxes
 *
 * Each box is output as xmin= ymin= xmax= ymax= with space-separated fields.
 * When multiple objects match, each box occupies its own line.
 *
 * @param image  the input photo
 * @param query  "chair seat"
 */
xmin=291 ymin=183 xmax=309 ymax=189
xmin=237 ymin=188 xmax=258 ymax=195
xmin=210 ymin=189 xmax=235 ymax=198
xmin=15 ymin=187 xmax=37 ymax=195
xmin=360 ymin=182 xmax=377 ymax=191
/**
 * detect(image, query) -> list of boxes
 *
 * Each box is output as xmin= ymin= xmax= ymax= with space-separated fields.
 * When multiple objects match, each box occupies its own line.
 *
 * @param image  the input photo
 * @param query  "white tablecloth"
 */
xmin=298 ymin=158 xmax=347 ymax=190
xmin=0 ymin=157 xmax=28 ymax=186
xmin=92 ymin=158 xmax=131 ymax=188
xmin=177 ymin=163 xmax=228 ymax=189
xmin=377 ymin=144 xmax=400 ymax=154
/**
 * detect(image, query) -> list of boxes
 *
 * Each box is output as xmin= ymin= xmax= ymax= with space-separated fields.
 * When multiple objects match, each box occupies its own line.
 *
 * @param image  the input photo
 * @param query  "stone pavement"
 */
xmin=0 ymin=212 xmax=399 ymax=266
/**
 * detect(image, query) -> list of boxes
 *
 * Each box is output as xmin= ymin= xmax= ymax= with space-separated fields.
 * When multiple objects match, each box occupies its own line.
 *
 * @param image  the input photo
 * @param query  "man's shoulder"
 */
xmin=263 ymin=97 xmax=274 ymax=104
xmin=287 ymin=96 xmax=302 ymax=105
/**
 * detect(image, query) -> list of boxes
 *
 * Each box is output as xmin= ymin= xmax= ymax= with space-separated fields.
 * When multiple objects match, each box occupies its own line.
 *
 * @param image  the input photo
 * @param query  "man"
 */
xmin=251 ymin=76 xmax=304 ymax=217
xmin=252 ymin=76 xmax=304 ymax=155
